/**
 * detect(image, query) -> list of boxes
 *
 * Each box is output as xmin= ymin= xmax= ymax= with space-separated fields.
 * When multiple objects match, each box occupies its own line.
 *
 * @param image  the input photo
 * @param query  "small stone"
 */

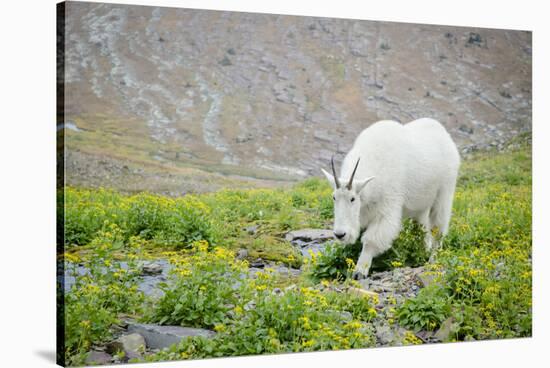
xmin=244 ymin=225 xmax=258 ymax=235
xmin=85 ymin=351 xmax=112 ymax=365
xmin=107 ymin=333 xmax=146 ymax=359
xmin=375 ymin=323 xmax=394 ymax=345
xmin=285 ymin=229 xmax=334 ymax=242
xmin=236 ymin=249 xmax=248 ymax=260
xmin=347 ymin=287 xmax=378 ymax=299
xmin=415 ymin=330 xmax=435 ymax=343
xmin=467 ymin=32 xmax=483 ymax=47
xmin=416 ymin=272 xmax=437 ymax=288
xmin=142 ymin=262 xmax=163 ymax=275
xmin=285 ymin=284 xmax=297 ymax=291
xmin=250 ymin=259 xmax=265 ymax=268
xmin=339 ymin=311 xmax=353 ymax=322
xmin=434 ymin=317 xmax=456 ymax=342
xmin=244 ymin=300 xmax=256 ymax=311
xmin=272 ymin=287 xmax=283 ymax=295
xmin=459 ymin=125 xmax=474 ymax=135
xmin=219 ymin=56 xmax=232 ymax=66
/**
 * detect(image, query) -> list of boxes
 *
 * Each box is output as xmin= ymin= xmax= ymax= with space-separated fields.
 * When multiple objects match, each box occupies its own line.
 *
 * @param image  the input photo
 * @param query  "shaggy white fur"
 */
xmin=321 ymin=118 xmax=460 ymax=279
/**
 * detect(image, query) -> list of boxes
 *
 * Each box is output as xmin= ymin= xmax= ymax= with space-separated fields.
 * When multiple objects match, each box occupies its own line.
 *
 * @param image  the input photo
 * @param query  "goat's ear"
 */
xmin=321 ymin=168 xmax=337 ymax=190
xmin=354 ymin=176 xmax=375 ymax=193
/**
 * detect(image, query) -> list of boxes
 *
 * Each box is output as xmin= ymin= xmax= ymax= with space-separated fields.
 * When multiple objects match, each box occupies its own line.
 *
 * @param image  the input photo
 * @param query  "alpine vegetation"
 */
xmin=322 ymin=118 xmax=460 ymax=279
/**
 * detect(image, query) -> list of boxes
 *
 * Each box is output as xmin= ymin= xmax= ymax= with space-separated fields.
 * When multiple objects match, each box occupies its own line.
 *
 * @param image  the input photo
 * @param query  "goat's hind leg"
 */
xmin=428 ymin=186 xmax=455 ymax=262
xmin=416 ymin=209 xmax=435 ymax=253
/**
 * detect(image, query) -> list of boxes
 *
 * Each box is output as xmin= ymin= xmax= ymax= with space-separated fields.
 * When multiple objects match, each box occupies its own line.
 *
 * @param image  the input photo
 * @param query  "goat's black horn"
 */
xmin=347 ymin=158 xmax=361 ymax=190
xmin=331 ymin=156 xmax=341 ymax=189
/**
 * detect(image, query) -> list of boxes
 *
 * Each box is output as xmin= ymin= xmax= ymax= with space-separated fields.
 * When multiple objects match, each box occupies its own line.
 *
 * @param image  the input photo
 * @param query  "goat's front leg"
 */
xmin=352 ymin=215 xmax=402 ymax=280
xmin=352 ymin=243 xmax=375 ymax=280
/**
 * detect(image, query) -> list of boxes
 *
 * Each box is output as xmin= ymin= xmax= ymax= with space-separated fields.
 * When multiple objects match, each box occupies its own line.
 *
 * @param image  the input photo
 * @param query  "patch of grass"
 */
xmin=64 ymin=178 xmax=333 ymax=265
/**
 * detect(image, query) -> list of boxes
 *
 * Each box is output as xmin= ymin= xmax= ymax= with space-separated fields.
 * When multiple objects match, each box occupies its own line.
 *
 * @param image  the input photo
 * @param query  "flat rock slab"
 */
xmin=127 ymin=323 xmax=215 ymax=350
xmin=85 ymin=351 xmax=112 ymax=365
xmin=107 ymin=333 xmax=146 ymax=360
xmin=434 ymin=317 xmax=457 ymax=342
xmin=347 ymin=287 xmax=378 ymax=299
xmin=141 ymin=261 xmax=163 ymax=275
xmin=285 ymin=229 xmax=334 ymax=242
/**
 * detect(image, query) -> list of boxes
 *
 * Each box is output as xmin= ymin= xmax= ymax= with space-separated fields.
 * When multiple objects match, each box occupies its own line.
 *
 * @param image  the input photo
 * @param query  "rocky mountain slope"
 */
xmin=60 ymin=2 xmax=531 ymax=193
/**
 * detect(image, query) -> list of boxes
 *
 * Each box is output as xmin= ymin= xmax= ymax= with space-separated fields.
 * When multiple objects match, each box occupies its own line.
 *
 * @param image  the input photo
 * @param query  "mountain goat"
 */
xmin=321 ymin=118 xmax=460 ymax=279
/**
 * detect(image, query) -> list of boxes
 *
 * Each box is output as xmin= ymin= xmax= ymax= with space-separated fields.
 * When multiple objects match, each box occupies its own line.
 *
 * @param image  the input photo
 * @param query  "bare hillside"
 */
xmin=60 ymin=2 xmax=532 ymax=193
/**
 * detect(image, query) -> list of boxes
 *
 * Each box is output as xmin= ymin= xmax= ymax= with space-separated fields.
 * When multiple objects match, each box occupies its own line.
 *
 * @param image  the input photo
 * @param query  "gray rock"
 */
xmin=285 ymin=229 xmax=334 ymax=242
xmin=236 ymin=248 xmax=248 ymax=260
xmin=142 ymin=261 xmax=163 ymax=275
xmin=459 ymin=124 xmax=474 ymax=135
xmin=375 ymin=324 xmax=395 ymax=345
xmin=85 ymin=351 xmax=112 ymax=365
xmin=415 ymin=330 xmax=436 ymax=343
xmin=434 ymin=317 xmax=456 ymax=342
xmin=372 ymin=319 xmax=408 ymax=346
xmin=250 ymin=259 xmax=265 ymax=268
xmin=338 ymin=311 xmax=353 ymax=322
xmin=127 ymin=323 xmax=215 ymax=350
xmin=244 ymin=300 xmax=256 ymax=311
xmin=416 ymin=271 xmax=438 ymax=288
xmin=107 ymin=333 xmax=146 ymax=359
xmin=244 ymin=225 xmax=258 ymax=235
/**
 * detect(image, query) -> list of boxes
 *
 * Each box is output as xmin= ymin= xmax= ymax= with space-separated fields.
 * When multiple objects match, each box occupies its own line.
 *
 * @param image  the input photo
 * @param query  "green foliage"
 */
xmin=147 ymin=242 xmax=247 ymax=328
xmin=63 ymin=141 xmax=532 ymax=364
xmin=397 ymin=286 xmax=451 ymax=331
xmin=63 ymin=225 xmax=145 ymax=365
xmin=137 ymin=246 xmax=377 ymax=362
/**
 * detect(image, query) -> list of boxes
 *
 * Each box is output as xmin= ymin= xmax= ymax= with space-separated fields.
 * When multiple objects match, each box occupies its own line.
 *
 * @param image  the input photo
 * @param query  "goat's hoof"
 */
xmin=352 ymin=271 xmax=367 ymax=280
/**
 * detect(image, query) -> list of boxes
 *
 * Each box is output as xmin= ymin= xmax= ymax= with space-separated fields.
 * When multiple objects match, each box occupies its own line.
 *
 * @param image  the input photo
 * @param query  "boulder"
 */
xmin=285 ymin=229 xmax=334 ymax=242
xmin=107 ymin=333 xmax=146 ymax=359
xmin=85 ymin=351 xmax=112 ymax=365
xmin=127 ymin=323 xmax=215 ymax=350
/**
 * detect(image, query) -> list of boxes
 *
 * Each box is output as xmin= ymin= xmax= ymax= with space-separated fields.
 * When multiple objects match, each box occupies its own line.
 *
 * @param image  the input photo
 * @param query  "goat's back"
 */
xmin=341 ymin=118 xmax=459 ymax=209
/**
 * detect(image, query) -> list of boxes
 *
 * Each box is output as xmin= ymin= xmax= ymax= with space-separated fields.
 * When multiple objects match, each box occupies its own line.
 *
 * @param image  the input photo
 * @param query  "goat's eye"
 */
xmin=332 ymin=195 xmax=336 ymax=201
xmin=350 ymin=197 xmax=355 ymax=203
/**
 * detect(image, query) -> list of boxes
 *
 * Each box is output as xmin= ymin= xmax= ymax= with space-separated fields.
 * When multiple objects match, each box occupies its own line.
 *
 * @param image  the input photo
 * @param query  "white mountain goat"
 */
xmin=321 ymin=118 xmax=460 ymax=279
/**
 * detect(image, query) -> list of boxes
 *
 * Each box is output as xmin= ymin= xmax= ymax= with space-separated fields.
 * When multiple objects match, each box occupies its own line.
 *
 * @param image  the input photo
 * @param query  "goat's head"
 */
xmin=321 ymin=156 xmax=375 ymax=244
